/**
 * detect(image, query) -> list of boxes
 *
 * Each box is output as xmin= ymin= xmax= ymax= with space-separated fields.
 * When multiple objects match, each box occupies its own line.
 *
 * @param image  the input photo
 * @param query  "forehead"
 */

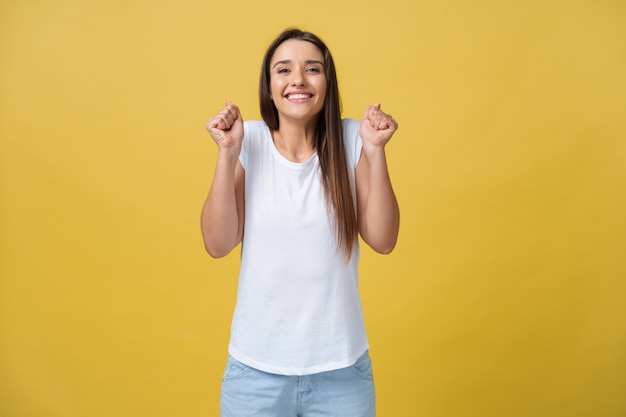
xmin=271 ymin=39 xmax=324 ymax=64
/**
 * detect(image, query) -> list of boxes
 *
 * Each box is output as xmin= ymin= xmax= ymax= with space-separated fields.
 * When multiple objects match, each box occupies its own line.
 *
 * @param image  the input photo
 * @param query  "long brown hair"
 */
xmin=259 ymin=28 xmax=357 ymax=259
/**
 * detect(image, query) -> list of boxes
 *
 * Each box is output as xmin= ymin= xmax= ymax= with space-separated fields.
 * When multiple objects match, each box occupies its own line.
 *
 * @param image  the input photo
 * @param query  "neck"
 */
xmin=272 ymin=117 xmax=318 ymax=163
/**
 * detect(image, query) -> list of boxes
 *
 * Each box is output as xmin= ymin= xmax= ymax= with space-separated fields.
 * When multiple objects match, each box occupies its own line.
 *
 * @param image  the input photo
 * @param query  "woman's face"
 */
xmin=269 ymin=39 xmax=327 ymax=125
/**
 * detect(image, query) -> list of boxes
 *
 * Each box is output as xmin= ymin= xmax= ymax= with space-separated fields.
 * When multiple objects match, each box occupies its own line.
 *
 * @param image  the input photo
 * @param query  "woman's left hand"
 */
xmin=359 ymin=103 xmax=398 ymax=149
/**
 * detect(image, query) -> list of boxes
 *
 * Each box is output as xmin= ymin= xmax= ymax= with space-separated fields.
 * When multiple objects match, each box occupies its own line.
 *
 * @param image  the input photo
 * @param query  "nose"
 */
xmin=290 ymin=68 xmax=306 ymax=86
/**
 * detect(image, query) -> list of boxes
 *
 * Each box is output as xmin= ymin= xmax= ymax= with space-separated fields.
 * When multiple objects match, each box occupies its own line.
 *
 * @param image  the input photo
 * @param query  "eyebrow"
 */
xmin=272 ymin=59 xmax=325 ymax=68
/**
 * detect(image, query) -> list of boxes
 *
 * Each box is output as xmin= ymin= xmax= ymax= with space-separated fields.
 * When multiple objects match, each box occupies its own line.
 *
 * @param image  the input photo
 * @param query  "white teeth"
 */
xmin=288 ymin=94 xmax=310 ymax=100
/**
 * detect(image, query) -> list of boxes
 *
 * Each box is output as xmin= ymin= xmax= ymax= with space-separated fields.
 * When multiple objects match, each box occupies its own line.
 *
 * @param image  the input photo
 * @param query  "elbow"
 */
xmin=202 ymin=238 xmax=236 ymax=259
xmin=359 ymin=210 xmax=400 ymax=255
xmin=200 ymin=225 xmax=242 ymax=258
xmin=204 ymin=244 xmax=229 ymax=259
xmin=372 ymin=239 xmax=397 ymax=255
xmin=378 ymin=245 xmax=396 ymax=255
xmin=362 ymin=233 xmax=398 ymax=255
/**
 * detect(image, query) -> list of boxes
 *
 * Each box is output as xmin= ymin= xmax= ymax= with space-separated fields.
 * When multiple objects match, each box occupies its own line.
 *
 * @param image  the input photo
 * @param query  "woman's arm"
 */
xmin=200 ymin=101 xmax=246 ymax=258
xmin=355 ymin=104 xmax=400 ymax=254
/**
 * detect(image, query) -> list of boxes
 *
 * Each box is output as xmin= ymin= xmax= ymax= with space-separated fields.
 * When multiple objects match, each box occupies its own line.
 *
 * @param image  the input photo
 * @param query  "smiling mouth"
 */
xmin=286 ymin=93 xmax=313 ymax=100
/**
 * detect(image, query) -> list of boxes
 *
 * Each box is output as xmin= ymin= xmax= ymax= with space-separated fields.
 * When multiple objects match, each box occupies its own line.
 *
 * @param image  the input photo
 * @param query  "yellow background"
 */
xmin=1 ymin=0 xmax=625 ymax=415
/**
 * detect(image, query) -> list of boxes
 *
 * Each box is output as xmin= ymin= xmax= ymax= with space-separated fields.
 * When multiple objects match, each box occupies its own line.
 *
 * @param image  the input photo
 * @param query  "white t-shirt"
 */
xmin=227 ymin=118 xmax=367 ymax=375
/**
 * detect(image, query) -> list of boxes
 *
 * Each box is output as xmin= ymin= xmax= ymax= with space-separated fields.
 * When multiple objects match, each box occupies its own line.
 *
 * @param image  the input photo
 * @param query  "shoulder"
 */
xmin=244 ymin=120 xmax=269 ymax=137
xmin=242 ymin=120 xmax=270 ymax=150
xmin=342 ymin=118 xmax=363 ymax=167
xmin=240 ymin=121 xmax=270 ymax=168
xmin=342 ymin=118 xmax=361 ymax=137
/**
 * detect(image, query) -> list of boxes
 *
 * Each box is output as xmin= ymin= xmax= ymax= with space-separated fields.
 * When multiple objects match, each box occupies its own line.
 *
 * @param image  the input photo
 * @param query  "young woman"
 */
xmin=201 ymin=28 xmax=400 ymax=417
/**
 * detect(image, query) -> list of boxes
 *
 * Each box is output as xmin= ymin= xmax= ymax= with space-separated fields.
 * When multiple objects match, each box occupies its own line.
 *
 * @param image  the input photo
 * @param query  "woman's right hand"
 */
xmin=206 ymin=100 xmax=244 ymax=150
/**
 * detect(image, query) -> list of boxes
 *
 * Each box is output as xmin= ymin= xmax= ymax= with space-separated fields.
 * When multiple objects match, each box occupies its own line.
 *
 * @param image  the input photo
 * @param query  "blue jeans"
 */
xmin=220 ymin=351 xmax=376 ymax=417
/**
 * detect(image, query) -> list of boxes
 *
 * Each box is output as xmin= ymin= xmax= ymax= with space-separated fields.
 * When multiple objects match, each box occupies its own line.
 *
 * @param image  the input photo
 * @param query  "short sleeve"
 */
xmin=239 ymin=120 xmax=268 ymax=170
xmin=342 ymin=118 xmax=363 ymax=168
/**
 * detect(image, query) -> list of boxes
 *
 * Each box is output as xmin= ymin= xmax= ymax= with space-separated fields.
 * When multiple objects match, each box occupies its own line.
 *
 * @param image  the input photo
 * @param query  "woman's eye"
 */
xmin=307 ymin=67 xmax=321 ymax=73
xmin=277 ymin=68 xmax=289 ymax=74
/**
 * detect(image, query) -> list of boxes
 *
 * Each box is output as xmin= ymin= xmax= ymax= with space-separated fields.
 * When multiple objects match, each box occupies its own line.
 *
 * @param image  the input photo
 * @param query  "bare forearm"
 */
xmin=201 ymin=149 xmax=243 ymax=257
xmin=359 ymin=148 xmax=400 ymax=254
